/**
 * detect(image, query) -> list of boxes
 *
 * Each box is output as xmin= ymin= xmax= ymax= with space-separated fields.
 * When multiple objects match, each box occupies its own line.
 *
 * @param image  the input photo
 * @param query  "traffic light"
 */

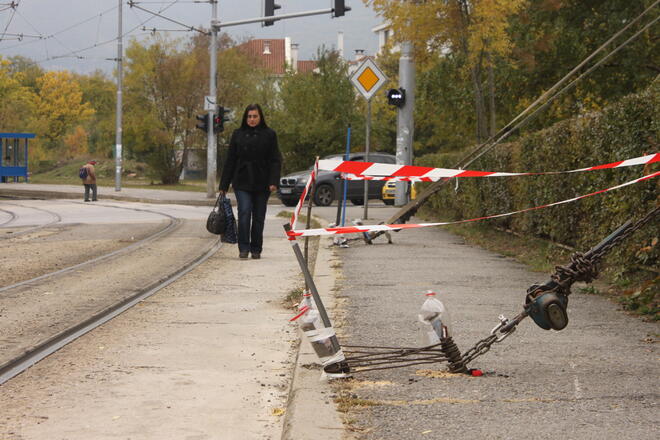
xmin=196 ymin=114 xmax=209 ymax=132
xmin=214 ymin=106 xmax=232 ymax=133
xmin=264 ymin=0 xmax=281 ymax=26
xmin=333 ymin=0 xmax=351 ymax=17
xmin=387 ymin=88 xmax=406 ymax=107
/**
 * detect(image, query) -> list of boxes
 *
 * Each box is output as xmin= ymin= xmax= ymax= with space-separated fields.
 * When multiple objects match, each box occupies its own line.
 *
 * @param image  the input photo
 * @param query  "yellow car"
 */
xmin=381 ymin=181 xmax=417 ymax=205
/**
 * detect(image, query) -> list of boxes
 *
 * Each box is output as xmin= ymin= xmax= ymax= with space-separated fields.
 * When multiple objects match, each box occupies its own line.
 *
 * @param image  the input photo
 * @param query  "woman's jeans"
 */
xmin=234 ymin=190 xmax=270 ymax=254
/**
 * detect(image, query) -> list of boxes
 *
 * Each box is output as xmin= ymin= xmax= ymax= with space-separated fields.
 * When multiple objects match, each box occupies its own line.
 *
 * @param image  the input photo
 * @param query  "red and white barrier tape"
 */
xmin=318 ymin=153 xmax=658 ymax=181
xmin=290 ymin=158 xmax=318 ymax=231
xmin=286 ymin=171 xmax=659 ymax=237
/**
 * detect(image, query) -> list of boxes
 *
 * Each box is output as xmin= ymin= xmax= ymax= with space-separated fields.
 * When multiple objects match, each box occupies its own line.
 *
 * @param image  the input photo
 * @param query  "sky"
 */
xmin=0 ymin=0 xmax=384 ymax=74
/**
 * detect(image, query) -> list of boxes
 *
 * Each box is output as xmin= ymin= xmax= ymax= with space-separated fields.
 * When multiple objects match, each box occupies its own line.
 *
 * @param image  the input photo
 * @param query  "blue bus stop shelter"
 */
xmin=0 ymin=133 xmax=34 ymax=183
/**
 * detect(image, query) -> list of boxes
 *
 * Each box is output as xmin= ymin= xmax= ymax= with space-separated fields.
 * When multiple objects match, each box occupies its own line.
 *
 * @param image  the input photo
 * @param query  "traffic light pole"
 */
xmin=206 ymin=0 xmax=218 ymax=198
xmin=395 ymin=41 xmax=415 ymax=206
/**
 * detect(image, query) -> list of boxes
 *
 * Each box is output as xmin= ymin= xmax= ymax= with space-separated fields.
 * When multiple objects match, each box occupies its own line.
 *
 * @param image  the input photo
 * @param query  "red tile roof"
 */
xmin=236 ymin=38 xmax=318 ymax=75
xmin=297 ymin=60 xmax=317 ymax=73
xmin=237 ymin=39 xmax=287 ymax=75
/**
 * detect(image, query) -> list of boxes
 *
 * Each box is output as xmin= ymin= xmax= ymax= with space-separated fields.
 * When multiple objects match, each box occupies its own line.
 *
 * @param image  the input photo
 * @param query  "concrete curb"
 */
xmin=0 ymin=186 xmax=283 ymax=206
xmin=281 ymin=237 xmax=345 ymax=440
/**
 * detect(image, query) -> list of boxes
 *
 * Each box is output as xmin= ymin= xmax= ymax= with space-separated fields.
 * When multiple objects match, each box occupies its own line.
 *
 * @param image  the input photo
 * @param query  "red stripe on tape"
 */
xmin=335 ymin=161 xmax=372 ymax=175
xmin=391 ymin=165 xmax=434 ymax=177
xmin=588 ymin=160 xmax=624 ymax=170
xmin=649 ymin=153 xmax=660 ymax=164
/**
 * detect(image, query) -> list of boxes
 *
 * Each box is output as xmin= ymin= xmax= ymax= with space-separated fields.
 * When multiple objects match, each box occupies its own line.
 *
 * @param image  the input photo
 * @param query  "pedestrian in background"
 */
xmin=80 ymin=160 xmax=98 ymax=202
xmin=219 ymin=104 xmax=281 ymax=260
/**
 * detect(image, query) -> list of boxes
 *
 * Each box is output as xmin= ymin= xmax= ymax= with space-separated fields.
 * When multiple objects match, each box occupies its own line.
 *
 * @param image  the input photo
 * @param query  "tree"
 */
xmin=34 ymin=71 xmax=94 ymax=150
xmin=76 ymin=70 xmax=116 ymax=157
xmin=367 ymin=0 xmax=526 ymax=142
xmin=271 ymin=49 xmax=360 ymax=173
xmin=0 ymin=56 xmax=37 ymax=133
xmin=123 ymin=35 xmax=207 ymax=183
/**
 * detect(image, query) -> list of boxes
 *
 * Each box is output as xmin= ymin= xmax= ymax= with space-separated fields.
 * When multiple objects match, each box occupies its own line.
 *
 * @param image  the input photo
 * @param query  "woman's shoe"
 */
xmin=251 ymin=252 xmax=261 ymax=259
xmin=239 ymin=251 xmax=249 ymax=259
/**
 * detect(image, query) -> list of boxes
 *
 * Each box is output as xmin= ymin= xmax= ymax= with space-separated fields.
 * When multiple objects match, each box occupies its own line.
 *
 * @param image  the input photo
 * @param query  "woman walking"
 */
xmin=219 ymin=104 xmax=281 ymax=259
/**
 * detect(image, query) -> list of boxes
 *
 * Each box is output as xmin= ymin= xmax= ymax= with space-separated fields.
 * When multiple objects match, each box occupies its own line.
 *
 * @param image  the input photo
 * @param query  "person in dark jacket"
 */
xmin=219 ymin=104 xmax=281 ymax=259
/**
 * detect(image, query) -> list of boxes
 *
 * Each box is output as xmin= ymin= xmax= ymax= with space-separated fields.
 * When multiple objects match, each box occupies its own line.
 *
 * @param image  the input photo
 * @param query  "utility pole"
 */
xmin=395 ymin=41 xmax=415 ymax=206
xmin=115 ymin=0 xmax=123 ymax=192
xmin=206 ymin=0 xmax=218 ymax=198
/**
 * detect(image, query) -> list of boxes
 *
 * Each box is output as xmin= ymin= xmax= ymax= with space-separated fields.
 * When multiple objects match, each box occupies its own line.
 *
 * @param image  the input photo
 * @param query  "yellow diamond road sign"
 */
xmin=350 ymin=58 xmax=387 ymax=101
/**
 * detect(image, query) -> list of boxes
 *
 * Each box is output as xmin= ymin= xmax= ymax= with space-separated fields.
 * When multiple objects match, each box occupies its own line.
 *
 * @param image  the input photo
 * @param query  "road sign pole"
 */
xmin=349 ymin=58 xmax=387 ymax=221
xmin=363 ymin=100 xmax=371 ymax=220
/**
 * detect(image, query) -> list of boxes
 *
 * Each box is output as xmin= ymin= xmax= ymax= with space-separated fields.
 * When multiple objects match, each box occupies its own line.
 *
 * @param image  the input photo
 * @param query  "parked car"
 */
xmin=381 ymin=181 xmax=417 ymax=205
xmin=277 ymin=152 xmax=397 ymax=207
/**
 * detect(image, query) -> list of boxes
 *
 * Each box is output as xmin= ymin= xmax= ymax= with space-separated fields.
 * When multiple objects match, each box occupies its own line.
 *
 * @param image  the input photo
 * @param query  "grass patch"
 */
xmin=285 ymin=286 xmax=305 ymax=308
xmin=617 ymin=277 xmax=659 ymax=319
xmin=29 ymin=158 xmax=208 ymax=192
xmin=335 ymin=395 xmax=380 ymax=413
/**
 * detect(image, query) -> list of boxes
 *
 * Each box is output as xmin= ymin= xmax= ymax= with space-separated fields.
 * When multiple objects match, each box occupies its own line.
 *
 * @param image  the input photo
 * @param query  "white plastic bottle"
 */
xmin=291 ymin=305 xmax=346 ymax=370
xmin=418 ymin=290 xmax=452 ymax=345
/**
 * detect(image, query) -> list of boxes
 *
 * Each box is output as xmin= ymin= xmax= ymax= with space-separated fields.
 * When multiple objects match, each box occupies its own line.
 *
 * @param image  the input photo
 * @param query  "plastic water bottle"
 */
xmin=291 ymin=305 xmax=345 ymax=369
xmin=418 ymin=290 xmax=452 ymax=345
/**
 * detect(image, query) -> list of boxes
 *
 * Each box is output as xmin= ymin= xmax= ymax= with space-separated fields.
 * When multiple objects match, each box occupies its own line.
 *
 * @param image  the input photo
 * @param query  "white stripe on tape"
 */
xmin=286 ymin=171 xmax=659 ymax=237
xmin=318 ymin=153 xmax=659 ymax=181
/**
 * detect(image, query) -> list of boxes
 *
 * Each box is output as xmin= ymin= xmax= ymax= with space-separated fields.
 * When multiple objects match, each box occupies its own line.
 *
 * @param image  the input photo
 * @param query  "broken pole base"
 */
xmin=440 ymin=337 xmax=468 ymax=374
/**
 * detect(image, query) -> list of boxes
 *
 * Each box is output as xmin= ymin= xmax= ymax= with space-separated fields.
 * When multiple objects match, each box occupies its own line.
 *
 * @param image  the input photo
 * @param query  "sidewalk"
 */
xmin=319 ymin=205 xmax=659 ymax=440
xmin=0 ymin=183 xmax=279 ymax=206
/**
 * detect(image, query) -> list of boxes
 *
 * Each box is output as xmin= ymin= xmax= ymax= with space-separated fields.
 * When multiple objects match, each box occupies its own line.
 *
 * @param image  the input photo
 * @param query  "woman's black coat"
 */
xmin=219 ymin=126 xmax=282 ymax=192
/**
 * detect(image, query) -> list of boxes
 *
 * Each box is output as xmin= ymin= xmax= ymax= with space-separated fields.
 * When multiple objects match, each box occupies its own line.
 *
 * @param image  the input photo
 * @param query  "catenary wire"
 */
xmin=0 ymin=0 xmax=20 ymax=43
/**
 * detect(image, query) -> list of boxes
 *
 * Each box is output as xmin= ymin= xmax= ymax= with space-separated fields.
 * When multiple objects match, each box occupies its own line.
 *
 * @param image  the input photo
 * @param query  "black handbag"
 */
xmin=206 ymin=194 xmax=227 ymax=235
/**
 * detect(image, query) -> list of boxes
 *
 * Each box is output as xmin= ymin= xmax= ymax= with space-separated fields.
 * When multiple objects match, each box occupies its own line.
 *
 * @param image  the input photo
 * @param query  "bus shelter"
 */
xmin=0 ymin=133 xmax=34 ymax=183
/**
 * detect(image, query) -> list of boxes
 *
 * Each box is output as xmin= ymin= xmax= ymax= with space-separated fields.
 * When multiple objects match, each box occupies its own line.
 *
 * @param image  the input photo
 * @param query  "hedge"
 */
xmin=418 ymin=80 xmax=659 ymax=276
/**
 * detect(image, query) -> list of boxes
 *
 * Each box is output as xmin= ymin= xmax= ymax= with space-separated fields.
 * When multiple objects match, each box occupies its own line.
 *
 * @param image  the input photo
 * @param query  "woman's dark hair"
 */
xmin=240 ymin=103 xmax=268 ymax=129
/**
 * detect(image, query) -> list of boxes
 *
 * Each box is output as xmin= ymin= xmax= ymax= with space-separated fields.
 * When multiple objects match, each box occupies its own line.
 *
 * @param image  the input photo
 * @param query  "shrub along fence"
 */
xmin=418 ymin=81 xmax=658 ymax=279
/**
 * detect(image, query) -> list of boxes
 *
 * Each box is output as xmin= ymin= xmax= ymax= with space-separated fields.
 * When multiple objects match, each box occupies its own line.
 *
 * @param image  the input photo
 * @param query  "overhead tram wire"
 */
xmin=128 ymin=0 xmax=209 ymax=35
xmin=0 ymin=3 xmax=118 ymax=51
xmin=0 ymin=0 xmax=20 ymax=43
xmin=453 ymin=0 xmax=660 ymax=171
xmin=465 ymin=13 xmax=660 ymax=168
xmin=24 ymin=0 xmax=182 ymax=67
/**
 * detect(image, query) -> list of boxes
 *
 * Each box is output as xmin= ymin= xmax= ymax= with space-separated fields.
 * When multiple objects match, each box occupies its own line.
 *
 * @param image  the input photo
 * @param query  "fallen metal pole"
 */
xmin=284 ymin=223 xmax=341 ymax=353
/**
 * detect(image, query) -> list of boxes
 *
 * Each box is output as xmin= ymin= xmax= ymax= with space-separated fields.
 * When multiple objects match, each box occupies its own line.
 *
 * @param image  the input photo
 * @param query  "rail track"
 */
xmin=0 ymin=200 xmax=221 ymax=385
xmin=0 ymin=207 xmax=17 ymax=227
xmin=0 ymin=202 xmax=62 ymax=239
xmin=0 ymin=201 xmax=179 ymax=291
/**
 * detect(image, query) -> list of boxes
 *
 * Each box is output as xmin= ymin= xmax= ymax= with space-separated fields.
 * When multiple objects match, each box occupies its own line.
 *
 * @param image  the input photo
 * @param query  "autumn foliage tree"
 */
xmin=34 ymin=71 xmax=95 ymax=150
xmin=368 ymin=0 xmax=526 ymax=142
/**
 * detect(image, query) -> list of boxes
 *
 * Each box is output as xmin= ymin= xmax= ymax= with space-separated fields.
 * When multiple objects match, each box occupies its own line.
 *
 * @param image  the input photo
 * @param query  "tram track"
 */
xmin=0 ymin=207 xmax=17 ymax=227
xmin=0 ymin=201 xmax=222 ymax=385
xmin=0 ymin=202 xmax=62 ymax=239
xmin=0 ymin=234 xmax=222 ymax=385
xmin=0 ymin=201 xmax=180 ymax=291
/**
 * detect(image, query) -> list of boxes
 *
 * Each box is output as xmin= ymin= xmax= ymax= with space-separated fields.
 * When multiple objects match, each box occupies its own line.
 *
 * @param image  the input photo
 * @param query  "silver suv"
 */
xmin=277 ymin=152 xmax=397 ymax=207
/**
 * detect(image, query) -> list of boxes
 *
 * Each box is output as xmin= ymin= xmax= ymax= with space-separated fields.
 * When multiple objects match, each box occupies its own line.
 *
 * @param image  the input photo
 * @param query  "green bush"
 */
xmin=419 ymin=81 xmax=659 ymax=278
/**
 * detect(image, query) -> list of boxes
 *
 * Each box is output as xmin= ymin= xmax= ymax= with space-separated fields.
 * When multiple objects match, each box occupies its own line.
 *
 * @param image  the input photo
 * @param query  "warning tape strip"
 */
xmin=318 ymin=153 xmax=658 ymax=181
xmin=290 ymin=158 xmax=318 ymax=231
xmin=286 ymin=171 xmax=659 ymax=237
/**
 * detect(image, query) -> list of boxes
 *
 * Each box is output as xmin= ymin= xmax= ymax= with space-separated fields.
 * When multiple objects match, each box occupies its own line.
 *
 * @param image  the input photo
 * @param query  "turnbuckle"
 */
xmin=490 ymin=314 xmax=516 ymax=342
